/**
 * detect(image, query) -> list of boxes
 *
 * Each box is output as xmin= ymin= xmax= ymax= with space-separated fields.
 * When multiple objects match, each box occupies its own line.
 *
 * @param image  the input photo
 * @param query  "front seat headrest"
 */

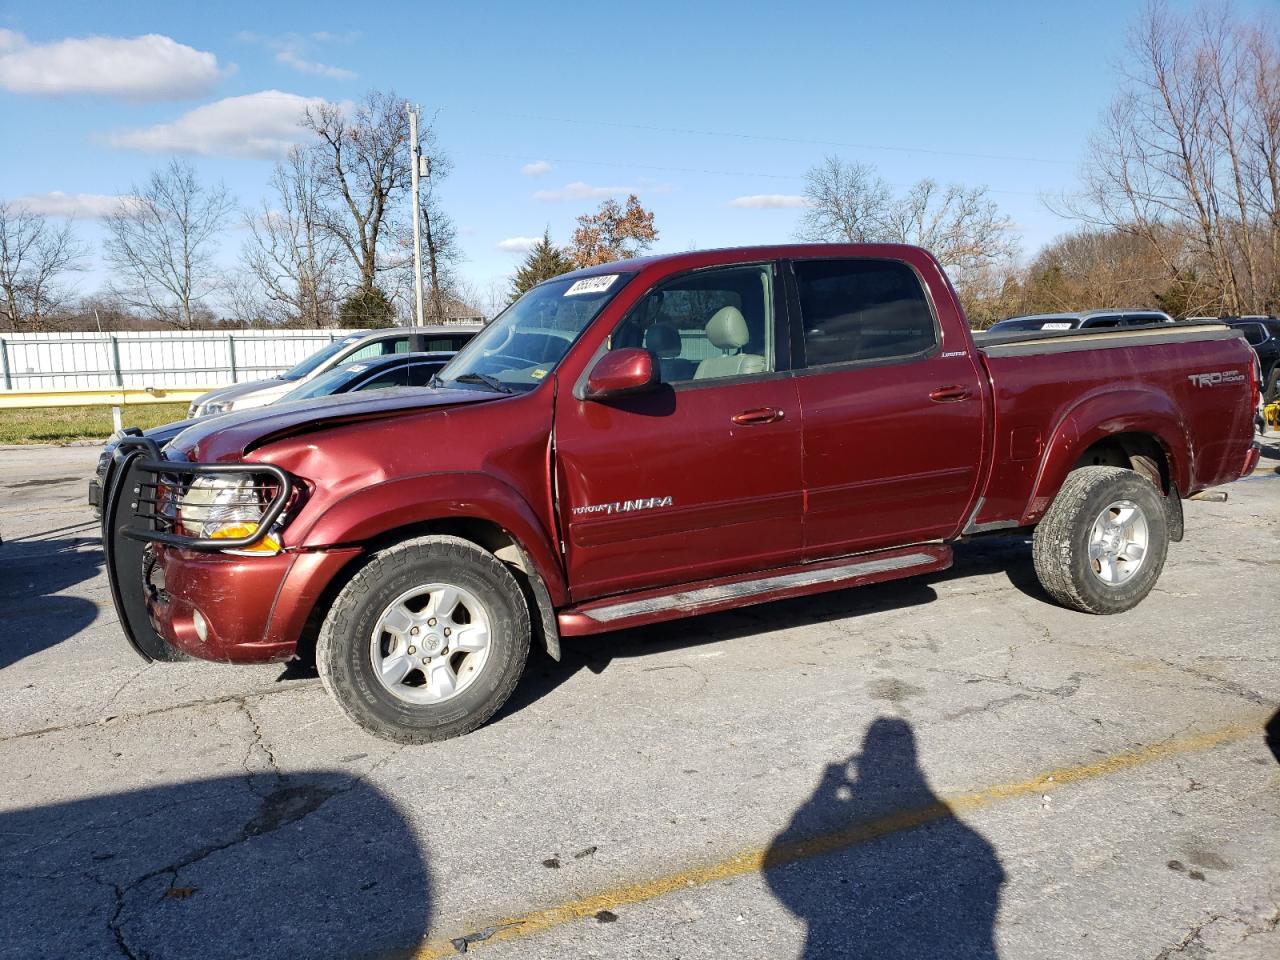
xmin=644 ymin=324 xmax=682 ymax=358
xmin=706 ymin=306 xmax=749 ymax=351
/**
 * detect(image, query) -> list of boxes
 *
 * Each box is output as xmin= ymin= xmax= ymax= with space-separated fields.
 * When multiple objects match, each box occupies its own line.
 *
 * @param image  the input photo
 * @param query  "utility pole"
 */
xmin=407 ymin=103 xmax=426 ymax=327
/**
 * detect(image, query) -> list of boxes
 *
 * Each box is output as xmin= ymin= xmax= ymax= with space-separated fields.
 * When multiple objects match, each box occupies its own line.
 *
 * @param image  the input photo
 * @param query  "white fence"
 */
xmin=0 ymin=329 xmax=364 ymax=391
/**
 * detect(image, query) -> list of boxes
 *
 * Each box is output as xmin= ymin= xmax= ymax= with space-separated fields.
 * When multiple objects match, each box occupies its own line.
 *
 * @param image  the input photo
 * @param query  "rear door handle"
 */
xmin=732 ymin=407 xmax=785 ymax=425
xmin=929 ymin=385 xmax=971 ymax=403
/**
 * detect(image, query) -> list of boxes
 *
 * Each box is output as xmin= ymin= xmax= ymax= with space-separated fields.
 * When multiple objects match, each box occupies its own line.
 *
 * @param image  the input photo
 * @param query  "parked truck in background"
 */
xmin=102 ymin=244 xmax=1260 ymax=743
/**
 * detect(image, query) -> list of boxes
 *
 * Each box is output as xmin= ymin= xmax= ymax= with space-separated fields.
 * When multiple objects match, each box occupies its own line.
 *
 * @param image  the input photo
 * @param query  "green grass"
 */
xmin=0 ymin=403 xmax=191 ymax=444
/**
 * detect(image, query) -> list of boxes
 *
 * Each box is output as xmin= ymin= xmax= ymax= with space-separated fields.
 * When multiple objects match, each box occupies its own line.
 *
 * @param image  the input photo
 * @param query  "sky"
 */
xmin=0 ymin=0 xmax=1272 ymax=310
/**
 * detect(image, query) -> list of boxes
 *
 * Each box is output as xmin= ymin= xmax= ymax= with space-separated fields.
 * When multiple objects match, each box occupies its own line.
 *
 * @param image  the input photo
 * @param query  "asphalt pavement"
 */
xmin=0 ymin=441 xmax=1277 ymax=959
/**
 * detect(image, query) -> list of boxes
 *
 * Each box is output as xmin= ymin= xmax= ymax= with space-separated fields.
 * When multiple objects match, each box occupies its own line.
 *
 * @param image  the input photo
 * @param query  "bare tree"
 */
xmin=304 ymin=90 xmax=437 ymax=296
xmin=0 ymin=200 xmax=86 ymax=331
xmin=881 ymin=180 xmax=1019 ymax=275
xmin=420 ymin=171 xmax=463 ymax=322
xmin=1068 ymin=1 xmax=1280 ymax=315
xmin=797 ymin=156 xmax=891 ymax=242
xmin=103 ymin=160 xmax=234 ymax=328
xmin=243 ymin=146 xmax=345 ymax=327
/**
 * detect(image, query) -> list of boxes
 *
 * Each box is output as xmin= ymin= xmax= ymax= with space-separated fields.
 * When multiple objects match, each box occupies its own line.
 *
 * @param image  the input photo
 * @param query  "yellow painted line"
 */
xmin=412 ymin=717 xmax=1266 ymax=959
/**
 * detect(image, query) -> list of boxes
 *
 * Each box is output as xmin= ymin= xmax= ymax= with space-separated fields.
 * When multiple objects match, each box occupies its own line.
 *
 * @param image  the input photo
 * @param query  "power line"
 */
xmin=446 ymin=106 xmax=1076 ymax=168
xmin=457 ymin=150 xmax=1052 ymax=199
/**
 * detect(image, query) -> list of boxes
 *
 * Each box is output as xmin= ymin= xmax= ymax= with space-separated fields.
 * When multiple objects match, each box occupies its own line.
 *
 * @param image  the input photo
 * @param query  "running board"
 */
xmin=558 ymin=544 xmax=952 ymax=636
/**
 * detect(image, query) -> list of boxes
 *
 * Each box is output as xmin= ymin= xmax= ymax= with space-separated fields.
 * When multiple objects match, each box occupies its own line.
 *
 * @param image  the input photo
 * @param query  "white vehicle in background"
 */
xmin=187 ymin=325 xmax=482 ymax=417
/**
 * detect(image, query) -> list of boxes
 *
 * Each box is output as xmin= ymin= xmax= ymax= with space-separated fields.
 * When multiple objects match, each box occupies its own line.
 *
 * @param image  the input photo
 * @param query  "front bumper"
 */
xmin=143 ymin=544 xmax=360 ymax=662
xmin=102 ymin=437 xmax=358 ymax=664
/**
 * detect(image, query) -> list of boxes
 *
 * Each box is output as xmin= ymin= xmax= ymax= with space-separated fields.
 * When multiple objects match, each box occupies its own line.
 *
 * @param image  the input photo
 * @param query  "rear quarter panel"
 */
xmin=975 ymin=334 xmax=1255 ymax=526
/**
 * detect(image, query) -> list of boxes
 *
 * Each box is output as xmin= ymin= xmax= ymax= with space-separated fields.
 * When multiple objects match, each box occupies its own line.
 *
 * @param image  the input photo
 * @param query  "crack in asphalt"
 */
xmin=238 ymin=697 xmax=284 ymax=797
xmin=98 ymin=741 xmax=404 ymax=959
xmin=0 ymin=680 xmax=323 ymax=744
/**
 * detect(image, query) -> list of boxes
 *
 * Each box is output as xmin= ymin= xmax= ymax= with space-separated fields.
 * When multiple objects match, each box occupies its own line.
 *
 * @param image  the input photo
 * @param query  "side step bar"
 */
xmin=558 ymin=544 xmax=952 ymax=636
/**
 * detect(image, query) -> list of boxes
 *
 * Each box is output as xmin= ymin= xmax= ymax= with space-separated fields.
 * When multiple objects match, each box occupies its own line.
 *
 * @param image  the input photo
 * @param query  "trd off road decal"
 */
xmin=1186 ymin=370 xmax=1246 ymax=387
xmin=572 ymin=496 xmax=673 ymax=517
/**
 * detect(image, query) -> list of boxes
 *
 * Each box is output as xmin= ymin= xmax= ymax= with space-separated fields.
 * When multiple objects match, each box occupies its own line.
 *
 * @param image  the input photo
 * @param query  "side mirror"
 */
xmin=582 ymin=347 xmax=660 ymax=400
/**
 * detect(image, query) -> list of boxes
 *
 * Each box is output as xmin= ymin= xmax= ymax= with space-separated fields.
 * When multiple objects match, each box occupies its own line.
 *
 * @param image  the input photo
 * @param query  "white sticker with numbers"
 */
xmin=564 ymin=275 xmax=618 ymax=296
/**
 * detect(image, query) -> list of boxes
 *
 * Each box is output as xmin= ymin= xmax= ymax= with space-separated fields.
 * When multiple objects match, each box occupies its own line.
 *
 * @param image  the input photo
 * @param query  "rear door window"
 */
xmin=354 ymin=362 xmax=412 ymax=390
xmin=1082 ymin=316 xmax=1122 ymax=328
xmin=423 ymin=334 xmax=473 ymax=352
xmin=791 ymin=258 xmax=937 ymax=366
xmin=1236 ymin=324 xmax=1267 ymax=346
xmin=345 ymin=336 xmax=412 ymax=363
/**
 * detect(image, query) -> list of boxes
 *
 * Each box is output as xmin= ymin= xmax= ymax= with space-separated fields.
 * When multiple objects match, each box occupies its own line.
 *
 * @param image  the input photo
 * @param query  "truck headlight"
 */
xmin=175 ymin=476 xmax=282 ymax=553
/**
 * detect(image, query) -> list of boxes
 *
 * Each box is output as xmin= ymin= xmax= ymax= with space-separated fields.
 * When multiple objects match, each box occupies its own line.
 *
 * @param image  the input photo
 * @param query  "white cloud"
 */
xmin=107 ymin=91 xmax=335 ymax=158
xmin=521 ymin=160 xmax=553 ymax=177
xmin=275 ymin=49 xmax=356 ymax=80
xmin=728 ymin=194 xmax=812 ymax=209
xmin=533 ymin=181 xmax=642 ymax=202
xmin=238 ymin=31 xmax=356 ymax=80
xmin=0 ymin=30 xmax=222 ymax=100
xmin=498 ymin=236 xmax=541 ymax=253
xmin=16 ymin=191 xmax=131 ymax=219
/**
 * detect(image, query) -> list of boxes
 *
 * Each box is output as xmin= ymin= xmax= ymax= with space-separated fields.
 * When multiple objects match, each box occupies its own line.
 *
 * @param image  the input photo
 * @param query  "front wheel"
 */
xmin=1032 ymin=466 xmax=1169 ymax=615
xmin=317 ymin=535 xmax=531 ymax=743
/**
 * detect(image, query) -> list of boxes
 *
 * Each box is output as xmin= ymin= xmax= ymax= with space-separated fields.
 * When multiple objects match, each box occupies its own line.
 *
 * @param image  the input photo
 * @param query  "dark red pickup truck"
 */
xmin=103 ymin=244 xmax=1260 ymax=742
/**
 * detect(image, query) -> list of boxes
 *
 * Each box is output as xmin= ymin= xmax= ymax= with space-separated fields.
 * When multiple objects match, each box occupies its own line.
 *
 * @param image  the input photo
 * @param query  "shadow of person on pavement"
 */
xmin=1266 ymin=708 xmax=1280 ymax=764
xmin=0 ymin=770 xmax=432 ymax=960
xmin=763 ymin=717 xmax=1005 ymax=959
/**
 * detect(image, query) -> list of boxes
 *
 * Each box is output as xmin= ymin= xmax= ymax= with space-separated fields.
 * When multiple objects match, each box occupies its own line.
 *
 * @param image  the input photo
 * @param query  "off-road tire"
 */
xmin=317 ymin=535 xmax=530 ymax=743
xmin=1032 ymin=466 xmax=1169 ymax=615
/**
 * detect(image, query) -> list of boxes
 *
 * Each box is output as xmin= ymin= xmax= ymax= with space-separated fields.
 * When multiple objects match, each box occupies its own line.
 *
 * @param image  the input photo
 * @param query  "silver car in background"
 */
xmin=187 ymin=325 xmax=481 ymax=417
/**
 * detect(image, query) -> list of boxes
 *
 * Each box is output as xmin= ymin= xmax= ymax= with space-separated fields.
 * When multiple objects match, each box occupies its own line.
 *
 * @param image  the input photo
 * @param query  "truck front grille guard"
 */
xmin=112 ymin=436 xmax=294 ymax=551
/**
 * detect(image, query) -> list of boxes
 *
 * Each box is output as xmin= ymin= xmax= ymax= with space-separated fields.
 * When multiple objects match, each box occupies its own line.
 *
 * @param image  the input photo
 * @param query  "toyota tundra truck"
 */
xmin=102 ymin=244 xmax=1261 ymax=743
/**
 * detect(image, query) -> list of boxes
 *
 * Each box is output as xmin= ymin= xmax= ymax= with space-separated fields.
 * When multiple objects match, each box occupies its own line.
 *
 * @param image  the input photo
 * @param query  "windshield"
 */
xmin=436 ymin=274 xmax=631 ymax=393
xmin=279 ymin=335 xmax=367 ymax=381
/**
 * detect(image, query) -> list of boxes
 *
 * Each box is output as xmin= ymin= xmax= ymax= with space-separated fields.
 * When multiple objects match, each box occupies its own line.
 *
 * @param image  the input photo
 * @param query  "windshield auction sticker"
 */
xmin=564 ymin=275 xmax=618 ymax=297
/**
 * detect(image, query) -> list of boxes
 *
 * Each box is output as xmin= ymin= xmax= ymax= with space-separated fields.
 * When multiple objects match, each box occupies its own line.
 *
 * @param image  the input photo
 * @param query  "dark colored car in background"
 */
xmin=89 ymin=352 xmax=453 ymax=514
xmin=1225 ymin=317 xmax=1280 ymax=401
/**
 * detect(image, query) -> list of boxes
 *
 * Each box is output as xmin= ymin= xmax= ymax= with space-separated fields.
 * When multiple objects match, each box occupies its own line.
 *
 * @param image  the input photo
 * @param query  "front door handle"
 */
xmin=732 ymin=407 xmax=785 ymax=425
xmin=929 ymin=385 xmax=971 ymax=403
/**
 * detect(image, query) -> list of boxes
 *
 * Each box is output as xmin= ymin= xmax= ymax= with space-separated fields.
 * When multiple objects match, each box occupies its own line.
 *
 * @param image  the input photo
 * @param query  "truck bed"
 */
xmin=969 ymin=322 xmax=1255 ymax=530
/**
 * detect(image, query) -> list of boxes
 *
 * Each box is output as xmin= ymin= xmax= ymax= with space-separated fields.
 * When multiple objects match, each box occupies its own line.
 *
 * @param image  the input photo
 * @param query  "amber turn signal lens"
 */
xmin=209 ymin=521 xmax=280 ymax=553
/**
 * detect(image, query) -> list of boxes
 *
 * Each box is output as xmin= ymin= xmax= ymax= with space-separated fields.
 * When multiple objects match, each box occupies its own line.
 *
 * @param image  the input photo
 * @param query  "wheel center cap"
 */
xmin=421 ymin=633 xmax=446 ymax=656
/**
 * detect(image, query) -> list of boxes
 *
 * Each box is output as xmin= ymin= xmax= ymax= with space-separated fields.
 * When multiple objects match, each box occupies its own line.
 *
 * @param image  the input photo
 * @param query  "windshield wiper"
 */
xmin=451 ymin=372 xmax=513 ymax=394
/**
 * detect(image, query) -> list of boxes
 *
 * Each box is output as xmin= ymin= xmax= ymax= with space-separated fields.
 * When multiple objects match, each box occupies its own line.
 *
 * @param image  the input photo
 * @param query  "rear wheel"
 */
xmin=317 ymin=535 xmax=530 ymax=743
xmin=1032 ymin=466 xmax=1169 ymax=615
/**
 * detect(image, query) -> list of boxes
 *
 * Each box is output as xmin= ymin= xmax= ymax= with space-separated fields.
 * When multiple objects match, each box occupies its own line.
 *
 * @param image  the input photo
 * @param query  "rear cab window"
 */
xmin=790 ymin=258 xmax=938 ymax=367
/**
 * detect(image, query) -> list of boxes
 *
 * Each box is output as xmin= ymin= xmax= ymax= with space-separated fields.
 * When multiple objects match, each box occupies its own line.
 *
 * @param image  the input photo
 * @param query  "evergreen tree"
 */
xmin=510 ymin=230 xmax=574 ymax=301
xmin=338 ymin=286 xmax=396 ymax=328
